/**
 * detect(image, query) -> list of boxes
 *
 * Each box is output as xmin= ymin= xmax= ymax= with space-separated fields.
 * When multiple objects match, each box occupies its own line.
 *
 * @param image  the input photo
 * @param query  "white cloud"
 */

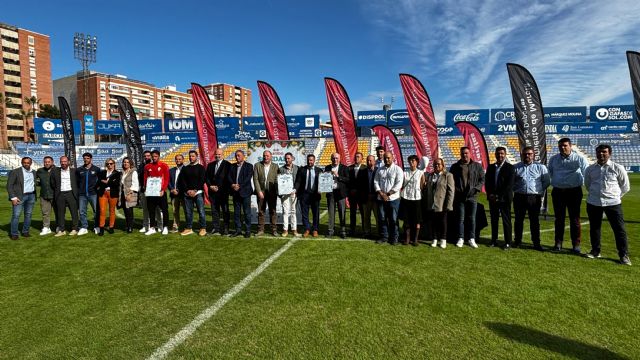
xmin=286 ymin=103 xmax=313 ymax=114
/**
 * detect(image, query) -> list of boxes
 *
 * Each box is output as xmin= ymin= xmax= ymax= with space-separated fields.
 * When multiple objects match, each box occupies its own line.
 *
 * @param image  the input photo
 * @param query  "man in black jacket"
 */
xmin=50 ymin=156 xmax=79 ymax=236
xmin=7 ymin=157 xmax=37 ymax=240
xmin=178 ymin=150 xmax=207 ymax=236
xmin=325 ymin=152 xmax=350 ymax=238
xmin=75 ymin=152 xmax=100 ymax=236
xmin=449 ymin=147 xmax=485 ymax=248
xmin=227 ymin=149 xmax=254 ymax=238
xmin=206 ymin=148 xmax=231 ymax=235
xmin=348 ymin=152 xmax=366 ymax=236
xmin=485 ymin=147 xmax=515 ymax=249
xmin=295 ymin=154 xmax=322 ymax=237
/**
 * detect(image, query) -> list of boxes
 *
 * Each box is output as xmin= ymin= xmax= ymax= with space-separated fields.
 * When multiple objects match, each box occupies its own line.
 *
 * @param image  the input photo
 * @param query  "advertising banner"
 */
xmin=543 ymin=106 xmax=587 ymax=122
xmin=386 ymin=109 xmax=411 ymax=126
xmin=356 ymin=110 xmax=386 ymax=127
xmin=445 ymin=109 xmax=490 ymax=125
xmin=116 ymin=96 xmax=144 ymax=168
xmin=589 ymin=105 xmax=636 ymax=122
xmin=164 ymin=117 xmax=195 ymax=132
xmin=145 ymin=132 xmax=198 ymax=144
xmin=95 ymin=120 xmax=122 ymax=135
xmin=324 ymin=77 xmax=358 ymax=166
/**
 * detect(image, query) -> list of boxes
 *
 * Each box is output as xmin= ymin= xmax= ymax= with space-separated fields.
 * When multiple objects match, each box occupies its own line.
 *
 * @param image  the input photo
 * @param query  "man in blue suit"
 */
xmin=228 ymin=149 xmax=254 ymax=238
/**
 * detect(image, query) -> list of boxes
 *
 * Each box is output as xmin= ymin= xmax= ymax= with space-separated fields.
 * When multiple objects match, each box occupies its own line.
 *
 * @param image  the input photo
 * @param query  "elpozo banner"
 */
xmin=58 ymin=97 xmax=77 ymax=168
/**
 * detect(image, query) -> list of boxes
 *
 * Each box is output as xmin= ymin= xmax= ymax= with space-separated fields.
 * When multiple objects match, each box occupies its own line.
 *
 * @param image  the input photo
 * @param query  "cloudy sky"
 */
xmin=4 ymin=0 xmax=640 ymax=121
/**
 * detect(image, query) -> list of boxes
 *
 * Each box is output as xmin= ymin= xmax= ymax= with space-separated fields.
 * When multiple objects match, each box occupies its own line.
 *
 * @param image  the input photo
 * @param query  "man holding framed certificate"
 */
xmin=143 ymin=150 xmax=170 ymax=235
xmin=324 ymin=153 xmax=349 ymax=238
xmin=278 ymin=152 xmax=299 ymax=237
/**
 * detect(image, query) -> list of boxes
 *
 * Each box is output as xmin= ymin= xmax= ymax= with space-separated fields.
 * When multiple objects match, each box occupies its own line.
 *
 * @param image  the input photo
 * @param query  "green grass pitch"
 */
xmin=1 ymin=176 xmax=638 ymax=359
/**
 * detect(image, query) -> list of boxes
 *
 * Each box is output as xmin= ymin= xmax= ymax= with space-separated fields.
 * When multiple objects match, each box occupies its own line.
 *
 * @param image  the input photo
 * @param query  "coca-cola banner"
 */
xmin=627 ymin=51 xmax=640 ymax=130
xmin=399 ymin=73 xmax=439 ymax=171
xmin=455 ymin=121 xmax=489 ymax=173
xmin=445 ymin=109 xmax=490 ymax=125
xmin=190 ymin=82 xmax=218 ymax=165
xmin=372 ymin=125 xmax=404 ymax=169
xmin=58 ymin=97 xmax=77 ymax=168
xmin=257 ymin=80 xmax=289 ymax=141
xmin=324 ymin=77 xmax=358 ymax=166
xmin=507 ymin=63 xmax=547 ymax=164
xmin=115 ymin=96 xmax=144 ymax=168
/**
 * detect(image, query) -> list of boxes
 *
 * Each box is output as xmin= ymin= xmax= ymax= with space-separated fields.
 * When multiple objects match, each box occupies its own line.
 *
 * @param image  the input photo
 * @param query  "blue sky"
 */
xmin=4 ymin=0 xmax=640 ymax=121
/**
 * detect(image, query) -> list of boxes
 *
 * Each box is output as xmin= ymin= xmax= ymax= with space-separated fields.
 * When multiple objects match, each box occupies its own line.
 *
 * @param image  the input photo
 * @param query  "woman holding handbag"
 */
xmin=118 ymin=157 xmax=139 ymax=233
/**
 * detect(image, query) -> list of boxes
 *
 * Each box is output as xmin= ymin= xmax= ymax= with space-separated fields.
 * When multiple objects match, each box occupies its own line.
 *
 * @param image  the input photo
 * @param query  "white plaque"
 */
xmin=145 ymin=177 xmax=162 ymax=197
xmin=277 ymin=174 xmax=294 ymax=196
xmin=318 ymin=172 xmax=334 ymax=193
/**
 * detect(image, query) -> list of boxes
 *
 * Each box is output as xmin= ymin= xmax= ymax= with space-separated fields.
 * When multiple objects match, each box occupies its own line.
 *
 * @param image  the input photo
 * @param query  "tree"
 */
xmin=38 ymin=104 xmax=61 ymax=119
xmin=24 ymin=96 xmax=40 ymax=117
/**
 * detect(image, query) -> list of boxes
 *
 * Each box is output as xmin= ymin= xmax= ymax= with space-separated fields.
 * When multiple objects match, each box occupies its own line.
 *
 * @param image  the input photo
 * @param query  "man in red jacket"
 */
xmin=144 ymin=149 xmax=170 ymax=235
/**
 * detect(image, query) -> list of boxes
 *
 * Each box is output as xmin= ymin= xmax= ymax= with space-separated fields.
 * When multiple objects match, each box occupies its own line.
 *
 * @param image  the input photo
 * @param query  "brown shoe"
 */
xmin=181 ymin=229 xmax=194 ymax=236
xmin=282 ymin=231 xmax=288 ymax=237
xmin=293 ymin=231 xmax=300 ymax=237
xmin=198 ymin=229 xmax=207 ymax=236
xmin=312 ymin=231 xmax=319 ymax=237
xmin=256 ymin=230 xmax=265 ymax=236
xmin=303 ymin=230 xmax=310 ymax=238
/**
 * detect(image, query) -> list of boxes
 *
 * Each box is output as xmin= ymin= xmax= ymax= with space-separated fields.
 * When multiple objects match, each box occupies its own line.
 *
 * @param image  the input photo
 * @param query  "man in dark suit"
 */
xmin=359 ymin=155 xmax=379 ymax=239
xmin=50 ymin=155 xmax=79 ymax=236
xmin=485 ymin=146 xmax=515 ymax=249
xmin=7 ymin=157 xmax=37 ymax=240
xmin=295 ymin=154 xmax=322 ymax=237
xmin=348 ymin=152 xmax=366 ymax=236
xmin=253 ymin=150 xmax=280 ymax=236
xmin=168 ymin=154 xmax=185 ymax=232
xmin=228 ymin=149 xmax=254 ymax=238
xmin=206 ymin=148 xmax=231 ymax=235
xmin=325 ymin=152 xmax=350 ymax=238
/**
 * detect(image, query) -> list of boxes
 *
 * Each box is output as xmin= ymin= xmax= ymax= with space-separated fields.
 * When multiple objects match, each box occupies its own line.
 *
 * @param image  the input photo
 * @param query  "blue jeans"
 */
xmin=300 ymin=191 xmax=320 ymax=231
xmin=233 ymin=195 xmax=252 ymax=234
xmin=79 ymin=194 xmax=98 ymax=229
xmin=378 ymin=198 xmax=400 ymax=242
xmin=11 ymin=193 xmax=35 ymax=236
xmin=184 ymin=193 xmax=206 ymax=229
xmin=456 ymin=198 xmax=477 ymax=240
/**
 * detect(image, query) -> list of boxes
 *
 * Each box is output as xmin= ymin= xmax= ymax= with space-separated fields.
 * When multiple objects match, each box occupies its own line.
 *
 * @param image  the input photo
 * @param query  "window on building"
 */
xmin=28 ymin=48 xmax=35 ymax=57
xmin=28 ymin=36 xmax=34 ymax=45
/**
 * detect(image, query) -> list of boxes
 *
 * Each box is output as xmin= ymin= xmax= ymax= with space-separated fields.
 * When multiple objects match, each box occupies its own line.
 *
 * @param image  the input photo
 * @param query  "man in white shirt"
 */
xmin=374 ymin=151 xmax=403 ymax=244
xmin=584 ymin=144 xmax=631 ymax=265
xmin=50 ymin=156 xmax=79 ymax=236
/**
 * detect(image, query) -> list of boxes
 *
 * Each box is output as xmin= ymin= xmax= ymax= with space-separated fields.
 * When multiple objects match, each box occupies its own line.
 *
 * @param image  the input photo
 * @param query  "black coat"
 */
xmin=227 ymin=162 xmax=254 ymax=198
xmin=485 ymin=162 xmax=514 ymax=203
xmin=324 ymin=164 xmax=349 ymax=199
xmin=205 ymin=159 xmax=231 ymax=198
xmin=50 ymin=167 xmax=78 ymax=201
xmin=97 ymin=169 xmax=121 ymax=198
xmin=178 ymin=163 xmax=206 ymax=194
xmin=294 ymin=166 xmax=323 ymax=200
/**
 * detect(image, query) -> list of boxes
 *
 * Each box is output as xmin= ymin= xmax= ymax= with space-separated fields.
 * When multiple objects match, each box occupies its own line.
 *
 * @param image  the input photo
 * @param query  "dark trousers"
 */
xmin=327 ymin=193 xmax=346 ymax=236
xmin=551 ymin=187 xmax=583 ymax=247
xmin=348 ymin=195 xmax=364 ymax=234
xmin=426 ymin=210 xmax=448 ymax=241
xmin=147 ymin=194 xmax=169 ymax=229
xmin=586 ymin=203 xmax=628 ymax=257
xmin=123 ymin=206 xmax=134 ymax=230
xmin=55 ymin=191 xmax=79 ymax=231
xmin=300 ymin=191 xmax=319 ymax=232
xmin=455 ymin=197 xmax=477 ymax=240
xmin=489 ymin=200 xmax=512 ymax=245
xmin=210 ymin=193 xmax=230 ymax=233
xmin=257 ymin=190 xmax=277 ymax=232
xmin=233 ymin=195 xmax=252 ymax=235
xmin=514 ymin=193 xmax=541 ymax=245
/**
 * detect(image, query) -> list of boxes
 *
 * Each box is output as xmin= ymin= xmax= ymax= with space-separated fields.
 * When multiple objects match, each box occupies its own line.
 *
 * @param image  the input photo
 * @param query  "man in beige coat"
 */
xmin=253 ymin=150 xmax=280 ymax=236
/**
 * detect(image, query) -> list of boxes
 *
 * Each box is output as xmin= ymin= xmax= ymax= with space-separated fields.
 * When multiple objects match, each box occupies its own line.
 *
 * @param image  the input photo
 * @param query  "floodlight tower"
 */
xmin=73 ymin=33 xmax=97 ymax=143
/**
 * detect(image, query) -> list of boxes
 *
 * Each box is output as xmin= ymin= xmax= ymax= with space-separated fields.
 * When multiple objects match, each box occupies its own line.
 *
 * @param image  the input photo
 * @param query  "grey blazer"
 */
xmin=7 ymin=167 xmax=37 ymax=201
xmin=423 ymin=171 xmax=454 ymax=212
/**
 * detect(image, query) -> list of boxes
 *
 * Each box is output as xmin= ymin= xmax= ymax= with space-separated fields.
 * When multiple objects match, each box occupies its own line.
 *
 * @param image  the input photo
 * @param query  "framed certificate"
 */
xmin=318 ymin=172 xmax=334 ymax=193
xmin=145 ymin=177 xmax=162 ymax=197
xmin=277 ymin=174 xmax=294 ymax=196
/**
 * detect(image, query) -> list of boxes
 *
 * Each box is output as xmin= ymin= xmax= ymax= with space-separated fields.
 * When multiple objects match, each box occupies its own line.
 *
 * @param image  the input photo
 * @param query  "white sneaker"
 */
xmin=469 ymin=238 xmax=478 ymax=248
xmin=431 ymin=240 xmax=438 ymax=247
xmin=456 ymin=238 xmax=464 ymax=247
xmin=55 ymin=230 xmax=67 ymax=237
xmin=94 ymin=227 xmax=100 ymax=234
xmin=68 ymin=230 xmax=78 ymax=236
xmin=139 ymin=227 xmax=148 ymax=233
xmin=162 ymin=227 xmax=169 ymax=235
xmin=77 ymin=228 xmax=88 ymax=236
xmin=145 ymin=228 xmax=157 ymax=236
xmin=40 ymin=227 xmax=51 ymax=236
xmin=439 ymin=239 xmax=447 ymax=249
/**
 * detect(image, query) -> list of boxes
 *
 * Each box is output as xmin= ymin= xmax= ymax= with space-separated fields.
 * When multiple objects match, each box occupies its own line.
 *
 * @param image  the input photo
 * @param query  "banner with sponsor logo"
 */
xmin=360 ymin=125 xmax=412 ymax=137
xmin=216 ymin=117 xmax=241 ymax=143
xmin=164 ymin=117 xmax=195 ymax=132
xmin=386 ymin=109 xmax=410 ymax=126
xmin=445 ymin=109 xmax=490 ymax=125
xmin=95 ymin=120 xmax=122 ymax=135
xmin=58 ymin=97 xmax=77 ymax=168
xmin=357 ymin=110 xmax=386 ymax=127
xmin=507 ymin=63 xmax=547 ymax=164
xmin=257 ymin=81 xmax=289 ymax=141
xmin=590 ymin=104 xmax=636 ymax=122
xmin=372 ymin=125 xmax=404 ymax=168
xmin=324 ymin=77 xmax=358 ymax=166
xmin=455 ymin=121 xmax=489 ymax=192
xmin=491 ymin=108 xmax=516 ymax=123
xmin=34 ymin=118 xmax=81 ymax=143
xmin=544 ymin=106 xmax=586 ymax=122
xmin=116 ymin=96 xmax=144 ymax=168
xmin=137 ymin=119 xmax=162 ymax=134
xmin=287 ymin=115 xmax=319 ymax=138
xmin=399 ymin=73 xmax=439 ymax=171
xmin=627 ymin=51 xmax=640 ymax=130
xmin=191 ymin=83 xmax=218 ymax=166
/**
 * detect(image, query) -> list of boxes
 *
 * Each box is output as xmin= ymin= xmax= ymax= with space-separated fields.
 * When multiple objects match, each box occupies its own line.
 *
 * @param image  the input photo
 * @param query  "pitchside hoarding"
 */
xmin=490 ymin=121 xmax=637 ymax=135
xmin=34 ymin=118 xmax=81 ymax=142
xmin=445 ymin=109 xmax=490 ymax=125
xmin=544 ymin=106 xmax=587 ymax=122
xmin=590 ymin=105 xmax=636 ymax=122
xmin=356 ymin=110 xmax=386 ymax=127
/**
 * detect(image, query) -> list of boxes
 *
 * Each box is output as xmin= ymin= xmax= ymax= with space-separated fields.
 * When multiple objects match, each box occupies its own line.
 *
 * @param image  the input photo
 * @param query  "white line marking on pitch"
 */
xmin=522 ymin=221 xmax=589 ymax=235
xmin=147 ymin=239 xmax=297 ymax=360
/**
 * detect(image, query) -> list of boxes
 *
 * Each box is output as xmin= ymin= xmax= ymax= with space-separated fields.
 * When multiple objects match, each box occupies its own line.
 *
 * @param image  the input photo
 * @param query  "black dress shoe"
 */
xmin=533 ymin=244 xmax=545 ymax=252
xmin=99 ymin=228 xmax=104 ymax=236
xmin=502 ymin=244 xmax=510 ymax=250
xmin=107 ymin=228 xmax=114 ymax=234
xmin=229 ymin=232 xmax=241 ymax=238
xmin=127 ymin=228 xmax=133 ymax=233
xmin=10 ymin=235 xmax=19 ymax=240
xmin=489 ymin=241 xmax=497 ymax=247
xmin=244 ymin=233 xmax=251 ymax=238
xmin=22 ymin=232 xmax=30 ymax=238
xmin=340 ymin=233 xmax=346 ymax=239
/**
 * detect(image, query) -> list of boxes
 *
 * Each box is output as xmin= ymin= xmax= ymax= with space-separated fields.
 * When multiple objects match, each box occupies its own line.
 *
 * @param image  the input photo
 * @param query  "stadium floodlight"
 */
xmin=73 ymin=33 xmax=97 ymax=114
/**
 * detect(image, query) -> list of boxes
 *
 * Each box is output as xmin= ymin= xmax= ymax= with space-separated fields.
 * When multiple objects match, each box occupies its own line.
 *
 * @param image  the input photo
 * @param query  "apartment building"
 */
xmin=0 ymin=22 xmax=52 ymax=146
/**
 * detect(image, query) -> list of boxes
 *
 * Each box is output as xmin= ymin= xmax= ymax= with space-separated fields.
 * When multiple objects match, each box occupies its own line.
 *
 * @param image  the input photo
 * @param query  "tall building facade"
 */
xmin=200 ymin=83 xmax=252 ymax=118
xmin=54 ymin=72 xmax=252 ymax=124
xmin=0 ymin=23 xmax=52 ymax=147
